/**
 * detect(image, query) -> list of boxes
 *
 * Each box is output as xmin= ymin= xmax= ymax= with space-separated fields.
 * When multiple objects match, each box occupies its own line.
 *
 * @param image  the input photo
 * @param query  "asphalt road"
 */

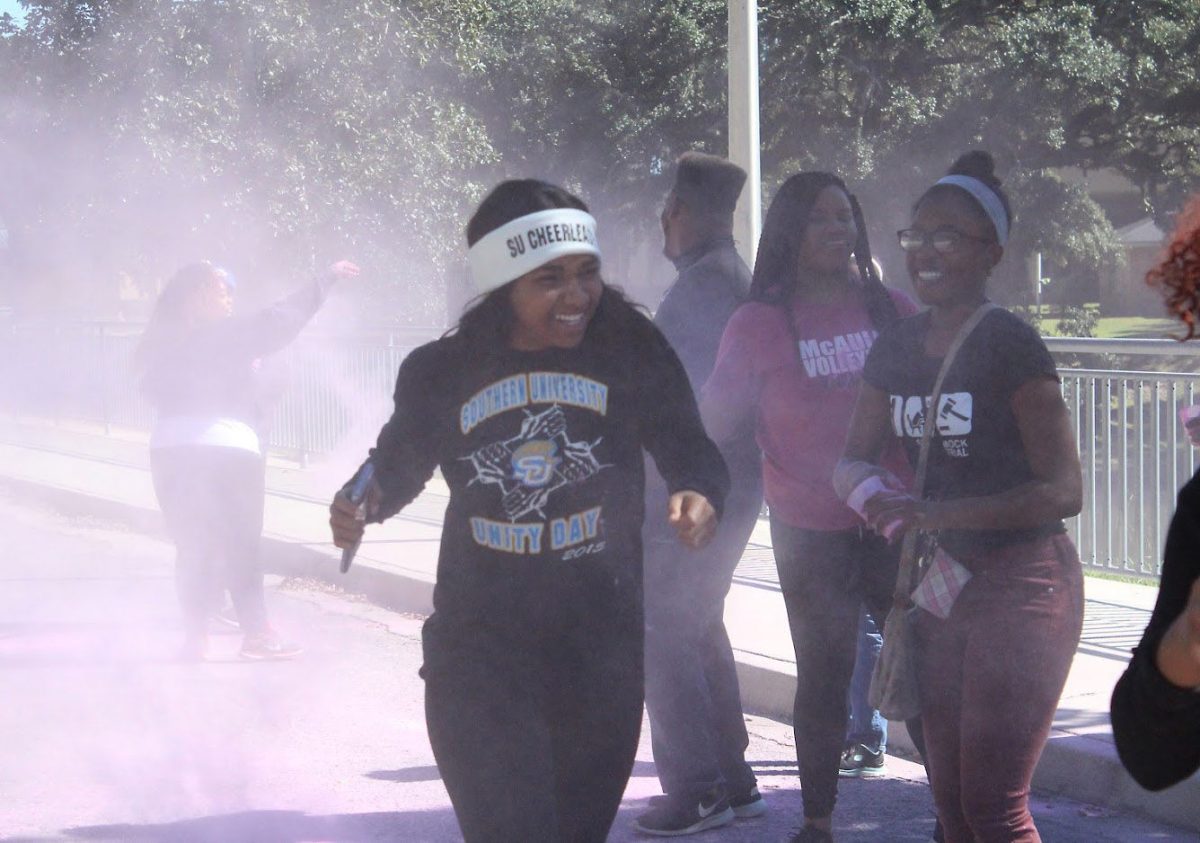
xmin=0 ymin=493 xmax=1190 ymax=842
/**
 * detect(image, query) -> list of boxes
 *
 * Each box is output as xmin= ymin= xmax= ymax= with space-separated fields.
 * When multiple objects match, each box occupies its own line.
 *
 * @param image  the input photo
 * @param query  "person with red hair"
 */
xmin=1111 ymin=196 xmax=1200 ymax=790
xmin=1147 ymin=197 xmax=1200 ymax=340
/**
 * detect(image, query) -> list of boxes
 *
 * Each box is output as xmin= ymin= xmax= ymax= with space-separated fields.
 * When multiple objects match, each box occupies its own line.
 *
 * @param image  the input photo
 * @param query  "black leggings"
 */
xmin=150 ymin=445 xmax=268 ymax=635
xmin=423 ymin=622 xmax=643 ymax=842
xmin=770 ymin=518 xmax=900 ymax=820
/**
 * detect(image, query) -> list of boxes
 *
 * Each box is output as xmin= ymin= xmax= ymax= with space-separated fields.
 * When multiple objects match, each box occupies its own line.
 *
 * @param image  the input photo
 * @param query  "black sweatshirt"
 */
xmin=142 ymin=278 xmax=332 ymax=428
xmin=1111 ymin=470 xmax=1200 ymax=790
xmin=359 ymin=292 xmax=730 ymax=644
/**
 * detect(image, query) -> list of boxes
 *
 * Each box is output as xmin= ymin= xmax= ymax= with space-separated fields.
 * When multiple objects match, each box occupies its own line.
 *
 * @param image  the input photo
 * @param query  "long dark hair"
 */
xmin=749 ymin=172 xmax=898 ymax=331
xmin=452 ymin=180 xmax=583 ymax=348
xmin=451 ymin=179 xmax=643 ymax=351
xmin=133 ymin=261 xmax=219 ymax=375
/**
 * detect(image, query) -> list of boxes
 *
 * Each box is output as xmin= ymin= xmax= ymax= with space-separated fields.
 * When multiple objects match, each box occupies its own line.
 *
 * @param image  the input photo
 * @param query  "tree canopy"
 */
xmin=0 ymin=0 xmax=1196 ymax=319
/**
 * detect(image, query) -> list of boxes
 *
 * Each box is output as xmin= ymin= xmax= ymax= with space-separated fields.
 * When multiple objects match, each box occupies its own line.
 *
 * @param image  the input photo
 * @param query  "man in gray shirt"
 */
xmin=636 ymin=152 xmax=765 ymax=837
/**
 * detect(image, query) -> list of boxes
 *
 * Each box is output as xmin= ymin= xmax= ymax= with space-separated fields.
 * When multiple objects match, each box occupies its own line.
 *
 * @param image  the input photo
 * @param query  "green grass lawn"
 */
xmin=1028 ymin=306 xmax=1179 ymax=339
xmin=1084 ymin=567 xmax=1160 ymax=587
xmin=1094 ymin=316 xmax=1181 ymax=339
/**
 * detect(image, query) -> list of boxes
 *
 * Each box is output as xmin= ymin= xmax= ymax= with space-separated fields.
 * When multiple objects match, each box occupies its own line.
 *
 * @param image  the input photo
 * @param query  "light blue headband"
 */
xmin=935 ymin=175 xmax=1009 ymax=245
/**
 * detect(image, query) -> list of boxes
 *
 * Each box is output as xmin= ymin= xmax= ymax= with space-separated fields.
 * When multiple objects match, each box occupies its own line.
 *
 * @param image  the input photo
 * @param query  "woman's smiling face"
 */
xmin=797 ymin=185 xmax=857 ymax=278
xmin=508 ymin=253 xmax=603 ymax=351
xmin=905 ymin=190 xmax=1003 ymax=307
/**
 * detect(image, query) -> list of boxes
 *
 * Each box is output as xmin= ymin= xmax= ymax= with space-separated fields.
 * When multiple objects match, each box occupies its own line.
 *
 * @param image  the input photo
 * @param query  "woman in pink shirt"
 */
xmin=703 ymin=172 xmax=916 ymax=843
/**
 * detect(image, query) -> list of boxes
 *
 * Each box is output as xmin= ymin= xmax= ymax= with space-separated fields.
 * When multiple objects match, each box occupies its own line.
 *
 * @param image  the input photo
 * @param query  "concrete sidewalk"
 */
xmin=1 ymin=417 xmax=1196 ymax=833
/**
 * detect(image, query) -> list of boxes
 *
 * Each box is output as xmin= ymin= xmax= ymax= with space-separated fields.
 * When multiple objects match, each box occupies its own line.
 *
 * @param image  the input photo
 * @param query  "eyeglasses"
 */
xmin=897 ymin=227 xmax=993 ymax=254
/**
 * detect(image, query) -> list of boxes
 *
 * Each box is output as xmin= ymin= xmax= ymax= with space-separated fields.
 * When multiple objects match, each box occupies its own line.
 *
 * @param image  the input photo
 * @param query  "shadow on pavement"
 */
xmin=1052 ymin=705 xmax=1114 ymax=731
xmin=611 ymin=779 xmax=942 ymax=843
xmin=365 ymin=764 xmax=442 ymax=783
xmin=365 ymin=760 xmax=659 ymax=785
xmin=629 ymin=760 xmax=657 ymax=778
xmin=60 ymin=809 xmax=459 ymax=843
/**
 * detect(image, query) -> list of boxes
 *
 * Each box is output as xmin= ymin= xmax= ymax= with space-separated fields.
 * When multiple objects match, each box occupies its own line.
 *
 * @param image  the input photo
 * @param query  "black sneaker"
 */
xmin=648 ymin=786 xmax=765 ymax=820
xmin=634 ymin=787 xmax=735 ymax=836
xmin=838 ymin=743 xmax=886 ymax=778
xmin=729 ymin=785 xmax=766 ymax=818
xmin=789 ymin=826 xmax=834 ymax=843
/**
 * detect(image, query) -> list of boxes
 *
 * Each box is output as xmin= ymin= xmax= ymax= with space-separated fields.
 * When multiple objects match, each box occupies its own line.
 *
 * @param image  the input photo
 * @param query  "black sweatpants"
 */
xmin=422 ymin=618 xmax=644 ymax=843
xmin=149 ymin=445 xmax=269 ymax=635
xmin=770 ymin=518 xmax=900 ymax=820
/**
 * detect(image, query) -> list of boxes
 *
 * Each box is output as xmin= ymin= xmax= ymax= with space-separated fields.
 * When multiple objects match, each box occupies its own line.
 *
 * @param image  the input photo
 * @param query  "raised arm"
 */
xmin=216 ymin=260 xmax=359 ymax=360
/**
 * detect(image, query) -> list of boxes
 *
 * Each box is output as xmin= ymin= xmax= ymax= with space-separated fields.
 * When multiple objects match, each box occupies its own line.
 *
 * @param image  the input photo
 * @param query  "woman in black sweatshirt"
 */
xmin=1111 ymin=197 xmax=1200 ymax=790
xmin=329 ymin=179 xmax=729 ymax=843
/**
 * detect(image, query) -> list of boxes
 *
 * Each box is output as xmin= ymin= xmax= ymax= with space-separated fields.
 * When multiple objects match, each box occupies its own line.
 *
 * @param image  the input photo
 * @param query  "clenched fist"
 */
xmin=667 ymin=491 xmax=718 ymax=550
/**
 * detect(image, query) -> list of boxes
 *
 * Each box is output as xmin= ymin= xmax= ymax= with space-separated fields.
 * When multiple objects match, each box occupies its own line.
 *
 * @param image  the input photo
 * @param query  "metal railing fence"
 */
xmin=1047 ymin=337 xmax=1198 ymax=580
xmin=0 ymin=321 xmax=439 ymax=464
xmin=0 ymin=325 xmax=1195 ymax=580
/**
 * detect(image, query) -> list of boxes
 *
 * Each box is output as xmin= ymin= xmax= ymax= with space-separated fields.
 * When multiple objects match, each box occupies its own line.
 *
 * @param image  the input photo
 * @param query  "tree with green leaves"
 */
xmin=756 ymin=1 xmax=1199 ymax=304
xmin=0 ymin=0 xmax=498 ymax=321
xmin=1 ymin=1 xmax=1197 ymax=319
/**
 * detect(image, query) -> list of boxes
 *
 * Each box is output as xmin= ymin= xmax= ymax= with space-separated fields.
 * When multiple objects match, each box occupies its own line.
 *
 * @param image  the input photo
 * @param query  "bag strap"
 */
xmin=894 ymin=302 xmax=997 ymax=600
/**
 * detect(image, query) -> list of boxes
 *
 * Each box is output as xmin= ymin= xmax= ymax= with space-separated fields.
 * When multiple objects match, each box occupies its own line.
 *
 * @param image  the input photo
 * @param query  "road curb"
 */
xmin=2 ymin=472 xmax=1196 ymax=833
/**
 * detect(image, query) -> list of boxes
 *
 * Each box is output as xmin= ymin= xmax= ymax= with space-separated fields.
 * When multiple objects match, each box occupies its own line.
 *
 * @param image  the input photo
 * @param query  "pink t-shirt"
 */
xmin=703 ymin=289 xmax=918 ymax=530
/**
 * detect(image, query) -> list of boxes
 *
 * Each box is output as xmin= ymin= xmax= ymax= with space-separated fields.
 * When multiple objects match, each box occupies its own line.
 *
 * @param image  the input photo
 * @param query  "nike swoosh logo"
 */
xmin=697 ymin=799 xmax=720 ymax=819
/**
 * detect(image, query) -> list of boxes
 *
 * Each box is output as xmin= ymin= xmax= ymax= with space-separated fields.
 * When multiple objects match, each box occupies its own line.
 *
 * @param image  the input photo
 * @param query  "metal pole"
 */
xmin=1035 ymin=251 xmax=1042 ymax=316
xmin=728 ymin=0 xmax=762 ymax=268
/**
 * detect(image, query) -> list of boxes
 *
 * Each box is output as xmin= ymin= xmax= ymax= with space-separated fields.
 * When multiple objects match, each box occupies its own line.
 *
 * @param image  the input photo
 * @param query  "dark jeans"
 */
xmin=149 ymin=445 xmax=268 ymax=635
xmin=846 ymin=607 xmax=887 ymax=753
xmin=770 ymin=518 xmax=899 ymax=820
xmin=915 ymin=533 xmax=1083 ymax=843
xmin=423 ymin=620 xmax=644 ymax=843
xmin=643 ymin=480 xmax=763 ymax=801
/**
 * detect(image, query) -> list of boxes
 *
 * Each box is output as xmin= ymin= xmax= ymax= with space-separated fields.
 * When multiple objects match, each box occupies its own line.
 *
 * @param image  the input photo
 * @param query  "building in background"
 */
xmin=1060 ymin=167 xmax=1169 ymax=317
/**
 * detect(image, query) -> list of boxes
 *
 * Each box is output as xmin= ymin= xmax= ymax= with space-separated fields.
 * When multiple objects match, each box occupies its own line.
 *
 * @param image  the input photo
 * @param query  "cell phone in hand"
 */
xmin=340 ymin=462 xmax=375 ymax=573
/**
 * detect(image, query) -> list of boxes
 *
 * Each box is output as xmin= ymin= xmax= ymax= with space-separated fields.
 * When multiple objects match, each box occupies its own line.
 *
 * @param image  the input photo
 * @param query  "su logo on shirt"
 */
xmin=511 ymin=440 xmax=561 ymax=487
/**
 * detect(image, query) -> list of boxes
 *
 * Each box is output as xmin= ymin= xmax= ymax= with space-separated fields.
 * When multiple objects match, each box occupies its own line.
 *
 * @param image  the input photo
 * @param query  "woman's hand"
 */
xmin=329 ymin=480 xmax=382 ymax=549
xmin=667 ymin=491 xmax=718 ymax=550
xmin=328 ymin=260 xmax=361 ymax=280
xmin=864 ymin=492 xmax=931 ymax=538
xmin=1156 ymin=578 xmax=1200 ymax=689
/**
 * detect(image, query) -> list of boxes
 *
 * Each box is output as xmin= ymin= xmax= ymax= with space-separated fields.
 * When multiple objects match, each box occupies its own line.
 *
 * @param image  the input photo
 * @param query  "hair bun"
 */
xmin=948 ymin=150 xmax=999 ymax=184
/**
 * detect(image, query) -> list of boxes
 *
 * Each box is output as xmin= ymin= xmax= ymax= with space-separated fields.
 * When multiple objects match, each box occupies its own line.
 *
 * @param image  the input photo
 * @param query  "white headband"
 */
xmin=467 ymin=208 xmax=601 ymax=294
xmin=935 ymin=175 xmax=1009 ymax=245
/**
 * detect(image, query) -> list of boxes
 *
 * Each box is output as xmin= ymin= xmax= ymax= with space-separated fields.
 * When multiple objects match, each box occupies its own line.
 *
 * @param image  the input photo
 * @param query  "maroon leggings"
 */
xmin=915 ymin=534 xmax=1083 ymax=843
